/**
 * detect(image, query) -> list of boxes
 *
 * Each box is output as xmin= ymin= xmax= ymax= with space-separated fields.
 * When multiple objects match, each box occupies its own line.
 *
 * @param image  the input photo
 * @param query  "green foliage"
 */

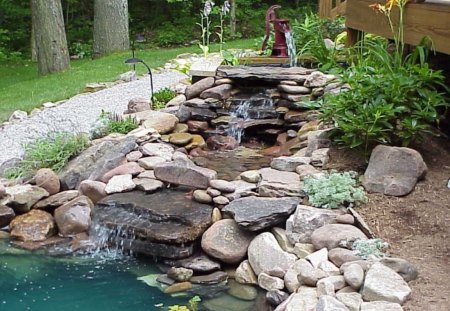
xmin=100 ymin=112 xmax=139 ymax=135
xmin=351 ymin=238 xmax=389 ymax=259
xmin=292 ymin=13 xmax=346 ymax=69
xmin=69 ymin=42 xmax=92 ymax=59
xmin=152 ymin=87 xmax=176 ymax=109
xmin=320 ymin=41 xmax=449 ymax=156
xmin=304 ymin=171 xmax=367 ymax=209
xmin=5 ymin=132 xmax=89 ymax=179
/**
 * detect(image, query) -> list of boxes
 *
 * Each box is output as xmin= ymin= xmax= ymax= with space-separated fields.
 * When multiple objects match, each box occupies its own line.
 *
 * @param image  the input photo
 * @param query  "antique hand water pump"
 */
xmin=261 ymin=5 xmax=291 ymax=58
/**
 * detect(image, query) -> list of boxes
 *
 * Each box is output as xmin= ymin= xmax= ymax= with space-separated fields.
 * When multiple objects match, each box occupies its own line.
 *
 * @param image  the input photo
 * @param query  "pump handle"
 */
xmin=261 ymin=5 xmax=282 ymax=52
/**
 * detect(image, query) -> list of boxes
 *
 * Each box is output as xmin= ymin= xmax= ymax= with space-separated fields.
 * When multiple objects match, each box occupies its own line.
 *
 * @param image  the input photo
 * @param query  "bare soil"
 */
xmin=327 ymin=135 xmax=450 ymax=311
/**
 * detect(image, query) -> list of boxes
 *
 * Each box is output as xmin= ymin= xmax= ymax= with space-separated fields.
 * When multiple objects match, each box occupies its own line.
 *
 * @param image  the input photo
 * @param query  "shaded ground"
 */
xmin=327 ymin=135 xmax=450 ymax=311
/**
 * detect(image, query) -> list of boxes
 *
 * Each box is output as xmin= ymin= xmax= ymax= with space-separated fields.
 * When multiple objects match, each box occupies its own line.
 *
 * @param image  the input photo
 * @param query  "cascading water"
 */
xmin=226 ymin=94 xmax=275 ymax=143
xmin=285 ymin=30 xmax=297 ymax=67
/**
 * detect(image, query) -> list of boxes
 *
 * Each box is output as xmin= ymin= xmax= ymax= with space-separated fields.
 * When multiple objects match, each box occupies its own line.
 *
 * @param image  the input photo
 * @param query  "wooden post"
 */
xmin=319 ymin=0 xmax=332 ymax=19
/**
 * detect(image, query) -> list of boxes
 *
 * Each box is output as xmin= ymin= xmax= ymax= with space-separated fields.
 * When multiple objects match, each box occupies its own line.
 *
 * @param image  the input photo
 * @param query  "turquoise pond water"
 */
xmin=0 ymin=242 xmax=191 ymax=311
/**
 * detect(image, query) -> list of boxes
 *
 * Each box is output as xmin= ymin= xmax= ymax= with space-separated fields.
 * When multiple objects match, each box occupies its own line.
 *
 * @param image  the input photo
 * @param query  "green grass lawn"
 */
xmin=0 ymin=38 xmax=256 ymax=122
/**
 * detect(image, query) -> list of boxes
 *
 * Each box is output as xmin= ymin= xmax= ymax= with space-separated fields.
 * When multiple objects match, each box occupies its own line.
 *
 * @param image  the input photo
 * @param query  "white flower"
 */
xmin=222 ymin=1 xmax=231 ymax=15
xmin=204 ymin=0 xmax=215 ymax=17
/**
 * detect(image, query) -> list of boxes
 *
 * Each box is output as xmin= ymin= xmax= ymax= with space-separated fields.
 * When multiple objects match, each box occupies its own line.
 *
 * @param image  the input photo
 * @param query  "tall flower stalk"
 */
xmin=217 ymin=1 xmax=230 ymax=55
xmin=197 ymin=0 xmax=215 ymax=57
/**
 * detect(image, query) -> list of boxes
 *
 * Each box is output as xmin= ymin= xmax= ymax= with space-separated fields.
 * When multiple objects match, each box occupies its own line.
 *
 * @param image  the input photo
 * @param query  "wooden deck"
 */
xmin=318 ymin=0 xmax=450 ymax=55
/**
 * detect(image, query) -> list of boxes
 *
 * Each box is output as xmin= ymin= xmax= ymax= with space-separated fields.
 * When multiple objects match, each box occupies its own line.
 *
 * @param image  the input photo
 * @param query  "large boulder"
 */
xmin=1 ymin=184 xmax=49 ymax=213
xmin=258 ymin=168 xmax=304 ymax=197
xmin=154 ymin=156 xmax=217 ymax=189
xmin=140 ymin=142 xmax=175 ymax=161
xmin=10 ymin=209 xmax=56 ymax=241
xmin=59 ymin=136 xmax=136 ymax=189
xmin=362 ymin=262 xmax=411 ymax=304
xmin=129 ymin=110 xmax=179 ymax=134
xmin=363 ymin=145 xmax=427 ymax=196
xmin=222 ymin=196 xmax=299 ymax=231
xmin=311 ymin=224 xmax=368 ymax=250
xmin=248 ymin=232 xmax=297 ymax=276
xmin=286 ymin=205 xmax=340 ymax=244
xmin=270 ymin=156 xmax=311 ymax=172
xmin=78 ymin=180 xmax=107 ymax=204
xmin=0 ymin=204 xmax=15 ymax=227
xmin=96 ymin=190 xmax=213 ymax=258
xmin=201 ymin=219 xmax=255 ymax=264
xmin=54 ymin=196 xmax=93 ymax=237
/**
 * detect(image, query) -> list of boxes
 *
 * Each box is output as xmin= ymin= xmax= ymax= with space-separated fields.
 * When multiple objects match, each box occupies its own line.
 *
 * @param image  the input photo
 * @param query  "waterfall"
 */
xmin=285 ymin=30 xmax=297 ymax=67
xmin=227 ymin=94 xmax=275 ymax=143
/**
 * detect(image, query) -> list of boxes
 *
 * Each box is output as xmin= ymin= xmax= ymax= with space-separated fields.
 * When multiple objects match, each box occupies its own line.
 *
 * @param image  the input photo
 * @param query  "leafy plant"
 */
xmin=4 ymin=132 xmax=89 ymax=179
xmin=103 ymin=112 xmax=139 ymax=134
xmin=304 ymin=171 xmax=367 ymax=209
xmin=152 ymin=87 xmax=176 ymax=109
xmin=69 ymin=41 xmax=92 ymax=59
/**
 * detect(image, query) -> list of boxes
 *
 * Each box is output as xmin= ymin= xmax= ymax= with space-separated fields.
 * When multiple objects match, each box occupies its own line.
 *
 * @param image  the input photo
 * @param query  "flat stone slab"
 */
xmin=96 ymin=190 xmax=213 ymax=244
xmin=217 ymin=65 xmax=314 ymax=83
xmin=223 ymin=196 xmax=299 ymax=231
xmin=258 ymin=167 xmax=304 ymax=197
xmin=189 ymin=56 xmax=224 ymax=77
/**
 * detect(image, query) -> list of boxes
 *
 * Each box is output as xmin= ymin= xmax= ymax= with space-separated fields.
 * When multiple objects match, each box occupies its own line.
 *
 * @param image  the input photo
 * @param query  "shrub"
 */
xmin=350 ymin=238 xmax=389 ymax=259
xmin=152 ymin=87 xmax=176 ymax=109
xmin=304 ymin=171 xmax=367 ymax=209
xmin=5 ymin=132 xmax=89 ymax=179
xmin=102 ymin=112 xmax=139 ymax=135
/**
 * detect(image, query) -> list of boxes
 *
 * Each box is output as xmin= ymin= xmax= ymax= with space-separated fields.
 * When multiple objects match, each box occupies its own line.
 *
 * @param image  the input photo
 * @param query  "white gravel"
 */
xmin=0 ymin=71 xmax=186 ymax=167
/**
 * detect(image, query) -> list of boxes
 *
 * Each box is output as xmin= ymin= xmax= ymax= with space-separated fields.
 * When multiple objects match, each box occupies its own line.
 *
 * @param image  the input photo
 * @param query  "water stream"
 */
xmin=285 ymin=30 xmax=297 ymax=67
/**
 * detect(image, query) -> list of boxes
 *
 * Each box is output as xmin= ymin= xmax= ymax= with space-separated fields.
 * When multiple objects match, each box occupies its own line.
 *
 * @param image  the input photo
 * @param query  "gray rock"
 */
xmin=284 ymin=259 xmax=312 ymax=293
xmin=311 ymin=148 xmax=330 ymax=167
xmin=286 ymin=205 xmax=340 ymax=244
xmin=311 ymin=224 xmax=368 ymax=250
xmin=317 ymin=280 xmax=335 ymax=297
xmin=304 ymin=71 xmax=329 ymax=88
xmin=278 ymin=84 xmax=311 ymax=94
xmin=380 ymin=257 xmax=418 ymax=282
xmin=140 ymin=143 xmax=174 ymax=161
xmin=167 ymin=266 xmax=193 ymax=282
xmin=207 ymin=187 xmax=221 ymax=197
xmin=317 ymin=275 xmax=347 ymax=291
xmin=130 ymin=110 xmax=179 ymax=135
xmin=295 ymin=164 xmax=321 ymax=180
xmin=305 ymin=130 xmax=331 ymax=157
xmin=213 ymin=196 xmax=229 ymax=205
xmin=154 ymin=157 xmax=217 ymax=189
xmin=360 ymin=301 xmax=403 ymax=311
xmin=298 ymin=267 xmax=329 ymax=286
xmin=166 ymin=94 xmax=187 ymax=107
xmin=363 ymin=145 xmax=427 ymax=196
xmin=270 ymin=156 xmax=311 ymax=172
xmin=272 ymin=227 xmax=295 ymax=253
xmin=305 ymin=247 xmax=328 ymax=268
xmin=235 ymin=260 xmax=258 ymax=285
xmin=138 ymin=156 xmax=167 ymax=169
xmin=240 ymin=170 xmax=261 ymax=183
xmin=0 ymin=204 xmax=15 ymax=227
xmin=316 ymin=295 xmax=349 ymax=311
xmin=225 ymin=180 xmax=258 ymax=201
xmin=163 ymin=252 xmax=221 ymax=273
xmin=248 ymin=232 xmax=297 ymax=276
xmin=185 ymin=77 xmax=215 ymax=99
xmin=340 ymin=260 xmax=373 ymax=273
xmin=193 ymin=189 xmax=213 ymax=203
xmin=125 ymin=97 xmax=150 ymax=113
xmin=9 ymin=110 xmax=27 ymax=123
xmin=33 ymin=190 xmax=80 ymax=211
xmin=291 ymin=243 xmax=314 ymax=258
xmin=343 ymin=263 xmax=364 ymax=290
xmin=133 ymin=178 xmax=164 ymax=193
xmin=362 ymin=262 xmax=411 ymax=304
xmin=258 ymin=273 xmax=284 ymax=291
xmin=223 ymin=196 xmax=299 ymax=231
xmin=201 ymin=219 xmax=255 ymax=264
xmin=203 ymin=294 xmax=254 ymax=311
xmin=2 ymin=185 xmax=49 ymax=213
xmin=284 ymin=286 xmax=318 ymax=311
xmin=329 ymin=248 xmax=362 ymax=267
xmin=0 ymin=184 xmax=5 ymax=198
xmin=336 ymin=293 xmax=362 ymax=311
xmin=59 ymin=136 xmax=136 ymax=189
xmin=126 ymin=150 xmax=143 ymax=161
xmin=54 ymin=196 xmax=93 ymax=236
xmin=119 ymin=71 xmax=137 ymax=83
xmin=336 ymin=214 xmax=355 ymax=225
xmin=258 ymin=167 xmax=304 ymax=197
xmin=190 ymin=271 xmax=228 ymax=285
xmin=104 ymin=174 xmax=136 ymax=194
xmin=210 ymin=179 xmax=236 ymax=193
xmin=318 ymin=261 xmax=341 ymax=276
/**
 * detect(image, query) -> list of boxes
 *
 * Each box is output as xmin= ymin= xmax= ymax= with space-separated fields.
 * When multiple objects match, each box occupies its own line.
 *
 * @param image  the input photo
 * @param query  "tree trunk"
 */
xmin=31 ymin=0 xmax=70 ymax=75
xmin=230 ymin=0 xmax=237 ymax=38
xmin=93 ymin=0 xmax=129 ymax=58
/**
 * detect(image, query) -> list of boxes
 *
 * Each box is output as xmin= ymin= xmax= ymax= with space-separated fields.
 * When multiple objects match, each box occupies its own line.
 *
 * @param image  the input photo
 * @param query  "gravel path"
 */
xmin=0 ymin=71 xmax=186 ymax=167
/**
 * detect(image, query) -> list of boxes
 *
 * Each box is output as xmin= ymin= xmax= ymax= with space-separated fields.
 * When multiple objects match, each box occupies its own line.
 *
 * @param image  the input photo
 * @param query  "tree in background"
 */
xmin=31 ymin=0 xmax=70 ymax=75
xmin=93 ymin=0 xmax=130 ymax=58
